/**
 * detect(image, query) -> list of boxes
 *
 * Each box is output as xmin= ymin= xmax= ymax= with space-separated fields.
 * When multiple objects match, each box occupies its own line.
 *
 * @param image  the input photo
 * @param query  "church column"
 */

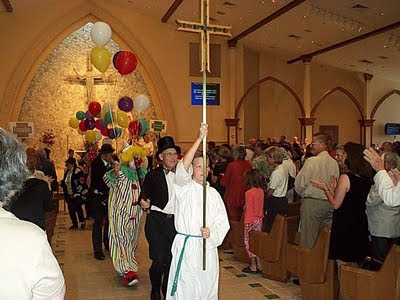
xmin=301 ymin=56 xmax=313 ymax=142
xmin=225 ymin=47 xmax=239 ymax=145
xmin=361 ymin=73 xmax=374 ymax=146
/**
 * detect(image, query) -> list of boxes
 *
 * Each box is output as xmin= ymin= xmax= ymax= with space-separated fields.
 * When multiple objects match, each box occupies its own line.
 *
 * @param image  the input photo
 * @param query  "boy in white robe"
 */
xmin=166 ymin=124 xmax=230 ymax=300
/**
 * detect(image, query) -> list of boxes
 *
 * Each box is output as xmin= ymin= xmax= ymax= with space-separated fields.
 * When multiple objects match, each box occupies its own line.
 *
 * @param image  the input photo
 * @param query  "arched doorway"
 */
xmin=312 ymin=86 xmax=364 ymax=144
xmin=233 ymin=76 xmax=304 ymax=143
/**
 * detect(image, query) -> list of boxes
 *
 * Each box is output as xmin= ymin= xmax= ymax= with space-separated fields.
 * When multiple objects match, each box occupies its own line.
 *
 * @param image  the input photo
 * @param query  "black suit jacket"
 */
xmin=90 ymin=155 xmax=109 ymax=195
xmin=141 ymin=166 xmax=169 ymax=210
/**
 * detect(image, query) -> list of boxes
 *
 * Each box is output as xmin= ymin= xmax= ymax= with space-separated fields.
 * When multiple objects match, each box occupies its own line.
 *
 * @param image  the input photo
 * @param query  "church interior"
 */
xmin=1 ymin=0 xmax=400 ymax=299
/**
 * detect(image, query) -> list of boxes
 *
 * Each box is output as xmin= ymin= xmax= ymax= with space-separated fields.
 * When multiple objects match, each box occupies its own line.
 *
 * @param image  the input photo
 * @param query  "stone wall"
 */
xmin=19 ymin=23 xmax=156 ymax=170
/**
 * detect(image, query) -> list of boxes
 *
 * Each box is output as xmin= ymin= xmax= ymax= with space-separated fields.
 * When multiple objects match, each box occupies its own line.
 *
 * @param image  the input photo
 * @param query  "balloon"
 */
xmin=85 ymin=110 xmax=94 ymax=119
xmin=113 ymin=51 xmax=122 ymax=69
xmin=91 ymin=47 xmax=111 ymax=73
xmin=79 ymin=120 xmax=87 ymax=131
xmin=134 ymin=94 xmax=150 ymax=113
xmin=85 ymin=118 xmax=96 ymax=130
xmin=89 ymin=101 xmax=101 ymax=116
xmin=90 ymin=22 xmax=112 ymax=47
xmin=118 ymin=96 xmax=133 ymax=112
xmin=115 ymin=127 xmax=122 ymax=137
xmin=105 ymin=111 xmax=116 ymax=124
xmin=108 ymin=128 xmax=116 ymax=139
xmin=78 ymin=129 xmax=86 ymax=135
xmin=117 ymin=111 xmax=128 ymax=128
xmin=85 ymin=130 xmax=97 ymax=143
xmin=103 ymin=101 xmax=113 ymax=111
xmin=114 ymin=51 xmax=138 ymax=75
xmin=95 ymin=131 xmax=102 ymax=142
xmin=128 ymin=120 xmax=142 ymax=136
xmin=139 ymin=119 xmax=149 ymax=136
xmin=76 ymin=111 xmax=85 ymax=120
xmin=101 ymin=127 xmax=109 ymax=136
xmin=69 ymin=117 xmax=79 ymax=129
xmin=95 ymin=119 xmax=107 ymax=130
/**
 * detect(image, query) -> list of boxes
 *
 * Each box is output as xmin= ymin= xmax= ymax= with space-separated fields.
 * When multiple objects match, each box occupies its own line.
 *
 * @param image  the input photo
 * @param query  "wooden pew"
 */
xmin=286 ymin=227 xmax=338 ymax=300
xmin=340 ymin=245 xmax=400 ymax=300
xmin=230 ymin=220 xmax=250 ymax=263
xmin=249 ymin=214 xmax=300 ymax=282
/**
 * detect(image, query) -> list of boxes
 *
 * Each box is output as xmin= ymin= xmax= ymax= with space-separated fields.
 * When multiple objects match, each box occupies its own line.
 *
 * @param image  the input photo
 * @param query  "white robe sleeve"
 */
xmin=206 ymin=189 xmax=230 ymax=249
xmin=174 ymin=160 xmax=192 ymax=187
xmin=374 ymin=170 xmax=400 ymax=207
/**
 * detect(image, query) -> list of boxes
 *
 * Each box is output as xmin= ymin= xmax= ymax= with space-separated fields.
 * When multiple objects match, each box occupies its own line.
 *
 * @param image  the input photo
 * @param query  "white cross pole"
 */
xmin=176 ymin=0 xmax=231 ymax=270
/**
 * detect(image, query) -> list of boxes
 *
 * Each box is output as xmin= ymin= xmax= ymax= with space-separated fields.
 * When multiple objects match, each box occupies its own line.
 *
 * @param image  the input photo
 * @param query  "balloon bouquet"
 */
xmin=68 ymin=21 xmax=151 ymax=162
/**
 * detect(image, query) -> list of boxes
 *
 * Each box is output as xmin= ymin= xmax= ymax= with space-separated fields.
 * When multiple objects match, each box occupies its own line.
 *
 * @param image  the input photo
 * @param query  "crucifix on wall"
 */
xmin=65 ymin=51 xmax=114 ymax=104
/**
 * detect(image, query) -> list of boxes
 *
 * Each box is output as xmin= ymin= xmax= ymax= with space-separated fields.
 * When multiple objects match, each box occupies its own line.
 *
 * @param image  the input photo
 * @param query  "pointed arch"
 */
xmin=235 ymin=76 xmax=305 ymax=119
xmin=1 ymin=1 xmax=176 ymax=133
xmin=311 ymin=86 xmax=364 ymax=120
xmin=370 ymin=89 xmax=400 ymax=119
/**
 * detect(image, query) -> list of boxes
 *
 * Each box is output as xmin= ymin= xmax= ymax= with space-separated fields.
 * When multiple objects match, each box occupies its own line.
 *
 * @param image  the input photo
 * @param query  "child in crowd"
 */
xmin=166 ymin=124 xmax=230 ymax=299
xmin=263 ymin=146 xmax=289 ymax=232
xmin=242 ymin=169 xmax=264 ymax=274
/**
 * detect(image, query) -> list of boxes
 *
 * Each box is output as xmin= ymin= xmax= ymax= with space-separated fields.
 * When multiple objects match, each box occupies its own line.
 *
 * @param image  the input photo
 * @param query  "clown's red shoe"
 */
xmin=123 ymin=271 xmax=139 ymax=287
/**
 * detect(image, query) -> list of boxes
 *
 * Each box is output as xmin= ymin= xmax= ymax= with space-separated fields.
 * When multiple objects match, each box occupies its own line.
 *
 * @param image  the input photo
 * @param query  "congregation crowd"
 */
xmin=1 ymin=125 xmax=400 ymax=299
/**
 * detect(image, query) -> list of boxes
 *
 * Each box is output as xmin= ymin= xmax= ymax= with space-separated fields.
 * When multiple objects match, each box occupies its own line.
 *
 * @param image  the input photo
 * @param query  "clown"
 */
xmin=103 ymin=144 xmax=147 ymax=286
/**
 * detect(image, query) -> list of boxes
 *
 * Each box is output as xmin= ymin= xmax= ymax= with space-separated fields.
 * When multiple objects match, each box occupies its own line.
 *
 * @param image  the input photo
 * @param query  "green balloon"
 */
xmin=76 ymin=111 xmax=85 ymax=120
xmin=105 ymin=111 xmax=113 ymax=124
xmin=115 ymin=127 xmax=122 ymax=137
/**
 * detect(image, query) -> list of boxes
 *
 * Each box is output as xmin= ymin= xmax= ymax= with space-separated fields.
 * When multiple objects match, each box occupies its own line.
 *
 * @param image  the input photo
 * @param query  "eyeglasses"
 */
xmin=162 ymin=152 xmax=178 ymax=157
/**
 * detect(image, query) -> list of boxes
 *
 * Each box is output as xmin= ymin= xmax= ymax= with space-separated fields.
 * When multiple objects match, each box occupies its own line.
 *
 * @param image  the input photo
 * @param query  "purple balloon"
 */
xmin=108 ymin=128 xmax=116 ymax=139
xmin=118 ymin=96 xmax=134 ymax=112
xmin=85 ymin=110 xmax=94 ymax=119
xmin=85 ymin=118 xmax=96 ymax=130
xmin=113 ymin=51 xmax=123 ymax=69
xmin=98 ymin=119 xmax=107 ymax=130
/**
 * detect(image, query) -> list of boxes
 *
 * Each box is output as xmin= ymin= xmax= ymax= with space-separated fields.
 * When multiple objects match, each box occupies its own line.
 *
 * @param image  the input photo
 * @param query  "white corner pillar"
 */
xmin=361 ymin=73 xmax=374 ymax=146
xmin=300 ymin=56 xmax=313 ymax=143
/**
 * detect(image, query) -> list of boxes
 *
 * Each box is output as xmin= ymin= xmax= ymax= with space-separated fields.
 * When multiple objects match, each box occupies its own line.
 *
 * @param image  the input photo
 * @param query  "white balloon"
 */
xmin=95 ymin=131 xmax=102 ymax=142
xmin=102 ymin=137 xmax=112 ymax=145
xmin=134 ymin=94 xmax=150 ymax=113
xmin=90 ymin=22 xmax=112 ymax=47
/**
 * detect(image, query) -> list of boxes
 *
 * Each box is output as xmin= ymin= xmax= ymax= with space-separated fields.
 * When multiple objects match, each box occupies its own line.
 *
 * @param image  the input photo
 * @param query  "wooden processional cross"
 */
xmin=66 ymin=52 xmax=114 ymax=105
xmin=176 ymin=0 xmax=231 ymax=270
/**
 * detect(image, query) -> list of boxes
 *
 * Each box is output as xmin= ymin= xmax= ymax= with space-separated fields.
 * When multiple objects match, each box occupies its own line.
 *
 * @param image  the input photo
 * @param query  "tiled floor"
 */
xmin=53 ymin=211 xmax=302 ymax=300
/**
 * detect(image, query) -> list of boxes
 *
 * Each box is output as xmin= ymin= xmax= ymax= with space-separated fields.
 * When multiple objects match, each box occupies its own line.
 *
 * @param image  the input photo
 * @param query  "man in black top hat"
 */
xmin=90 ymin=144 xmax=115 ymax=260
xmin=140 ymin=136 xmax=180 ymax=300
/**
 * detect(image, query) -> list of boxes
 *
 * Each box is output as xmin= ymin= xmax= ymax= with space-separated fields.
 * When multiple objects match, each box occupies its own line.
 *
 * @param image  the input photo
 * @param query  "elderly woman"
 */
xmin=366 ymin=151 xmax=400 ymax=262
xmin=0 ymin=128 xmax=65 ymax=299
xmin=11 ymin=148 xmax=53 ymax=230
xmin=221 ymin=146 xmax=252 ymax=221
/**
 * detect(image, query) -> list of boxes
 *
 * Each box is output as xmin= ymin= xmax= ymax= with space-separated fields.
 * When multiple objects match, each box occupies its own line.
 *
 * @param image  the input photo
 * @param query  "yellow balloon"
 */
xmin=117 ymin=111 xmax=128 ymax=128
xmin=91 ymin=47 xmax=110 ymax=73
xmin=69 ymin=117 xmax=79 ymax=129
xmin=85 ymin=130 xmax=97 ymax=143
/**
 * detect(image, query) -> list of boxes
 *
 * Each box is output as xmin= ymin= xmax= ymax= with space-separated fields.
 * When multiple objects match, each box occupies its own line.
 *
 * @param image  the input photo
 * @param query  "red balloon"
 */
xmin=79 ymin=120 xmax=87 ymax=131
xmin=101 ymin=127 xmax=109 ymax=136
xmin=128 ymin=120 xmax=142 ymax=136
xmin=89 ymin=101 xmax=101 ymax=116
xmin=115 ymin=51 xmax=138 ymax=75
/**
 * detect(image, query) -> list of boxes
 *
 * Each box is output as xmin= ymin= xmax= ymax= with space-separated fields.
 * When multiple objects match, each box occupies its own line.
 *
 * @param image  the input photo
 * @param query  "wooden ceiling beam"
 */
xmin=1 ymin=0 xmax=13 ymax=12
xmin=228 ymin=0 xmax=306 ymax=48
xmin=287 ymin=20 xmax=400 ymax=64
xmin=161 ymin=0 xmax=184 ymax=23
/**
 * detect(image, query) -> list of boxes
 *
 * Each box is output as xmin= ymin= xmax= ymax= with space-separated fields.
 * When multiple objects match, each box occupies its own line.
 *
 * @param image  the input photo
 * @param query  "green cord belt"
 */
xmin=170 ymin=232 xmax=202 ymax=296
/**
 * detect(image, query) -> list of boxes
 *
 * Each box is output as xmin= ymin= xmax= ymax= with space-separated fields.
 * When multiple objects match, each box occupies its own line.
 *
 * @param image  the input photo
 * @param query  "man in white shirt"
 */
xmin=295 ymin=133 xmax=339 ymax=248
xmin=0 ymin=128 xmax=65 ymax=300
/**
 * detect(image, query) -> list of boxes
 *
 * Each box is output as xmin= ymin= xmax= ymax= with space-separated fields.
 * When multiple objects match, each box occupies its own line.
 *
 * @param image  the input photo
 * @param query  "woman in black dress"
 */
xmin=311 ymin=142 xmax=373 ymax=264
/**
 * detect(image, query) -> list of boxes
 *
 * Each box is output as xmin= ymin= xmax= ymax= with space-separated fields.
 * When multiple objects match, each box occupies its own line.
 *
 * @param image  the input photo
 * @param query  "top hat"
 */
xmin=100 ymin=144 xmax=115 ymax=154
xmin=65 ymin=157 xmax=76 ymax=165
xmin=156 ymin=136 xmax=180 ymax=159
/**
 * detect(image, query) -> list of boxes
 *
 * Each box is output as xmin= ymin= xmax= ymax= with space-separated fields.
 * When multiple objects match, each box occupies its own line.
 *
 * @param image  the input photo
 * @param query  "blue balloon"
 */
xmin=139 ymin=119 xmax=148 ymax=136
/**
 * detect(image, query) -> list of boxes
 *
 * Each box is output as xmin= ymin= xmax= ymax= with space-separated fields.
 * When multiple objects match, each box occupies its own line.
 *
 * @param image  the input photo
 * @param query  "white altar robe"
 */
xmin=166 ymin=161 xmax=230 ymax=300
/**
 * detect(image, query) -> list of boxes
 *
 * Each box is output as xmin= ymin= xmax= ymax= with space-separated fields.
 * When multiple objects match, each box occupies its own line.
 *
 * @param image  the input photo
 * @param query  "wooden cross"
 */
xmin=176 ymin=0 xmax=231 ymax=271
xmin=65 ymin=52 xmax=114 ymax=104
